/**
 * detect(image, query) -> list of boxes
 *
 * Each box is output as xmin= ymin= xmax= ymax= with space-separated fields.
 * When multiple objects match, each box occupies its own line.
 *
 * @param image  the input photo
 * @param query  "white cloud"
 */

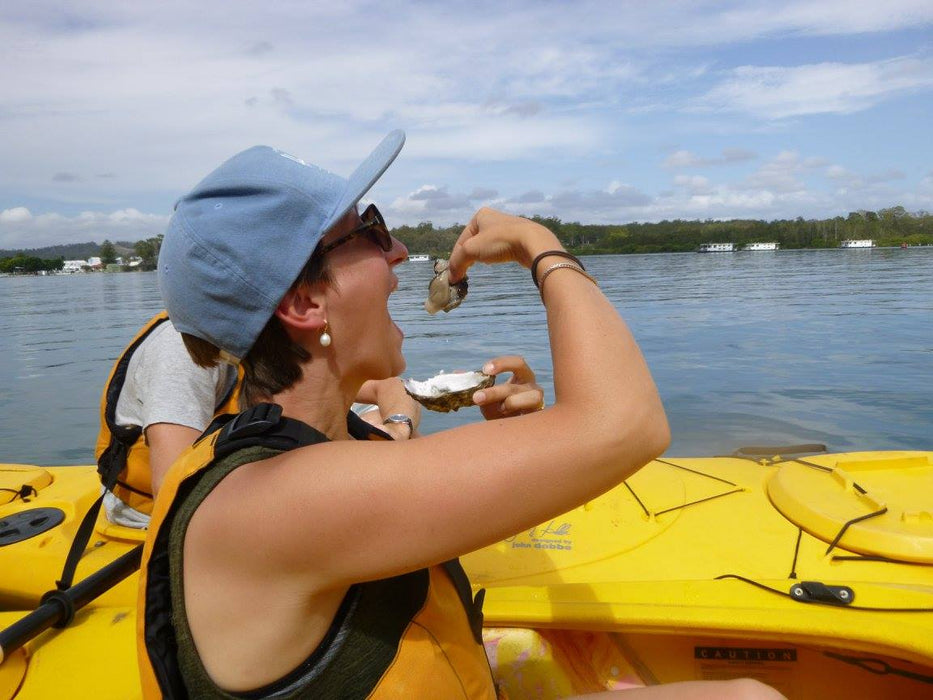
xmin=390 ymin=185 xmax=502 ymax=223
xmin=663 ymin=148 xmax=757 ymax=169
xmin=673 ymin=175 xmax=713 ymax=194
xmin=664 ymin=150 xmax=703 ymax=169
xmin=719 ymin=0 xmax=933 ymax=38
xmin=1 ymin=207 xmax=33 ymax=223
xmin=0 ymin=207 xmax=168 ymax=250
xmin=824 ymin=164 xmax=907 ymax=192
xmin=700 ymin=56 xmax=933 ymax=119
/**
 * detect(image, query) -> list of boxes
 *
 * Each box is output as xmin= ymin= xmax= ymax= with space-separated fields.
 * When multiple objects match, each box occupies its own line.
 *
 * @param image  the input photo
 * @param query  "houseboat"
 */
xmin=839 ymin=239 xmax=875 ymax=248
xmin=407 ymin=254 xmax=431 ymax=262
xmin=697 ymin=242 xmax=736 ymax=253
xmin=742 ymin=242 xmax=779 ymax=251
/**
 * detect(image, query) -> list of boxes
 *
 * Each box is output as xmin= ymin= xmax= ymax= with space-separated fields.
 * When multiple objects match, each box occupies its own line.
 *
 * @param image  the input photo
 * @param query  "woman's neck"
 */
xmin=271 ymin=372 xmax=360 ymax=442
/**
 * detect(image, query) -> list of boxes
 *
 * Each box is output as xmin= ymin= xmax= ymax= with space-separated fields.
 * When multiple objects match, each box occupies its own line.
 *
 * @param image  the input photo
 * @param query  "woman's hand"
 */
xmin=447 ymin=208 xmax=563 ymax=283
xmin=356 ymin=378 xmax=422 ymax=440
xmin=472 ymin=355 xmax=545 ymax=420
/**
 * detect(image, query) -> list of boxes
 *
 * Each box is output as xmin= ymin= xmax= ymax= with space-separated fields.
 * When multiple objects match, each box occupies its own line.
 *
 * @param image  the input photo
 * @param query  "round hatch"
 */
xmin=768 ymin=453 xmax=933 ymax=563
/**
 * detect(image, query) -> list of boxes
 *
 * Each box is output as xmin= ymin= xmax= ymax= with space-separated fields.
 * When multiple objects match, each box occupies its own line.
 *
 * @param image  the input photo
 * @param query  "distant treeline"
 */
xmin=0 ymin=240 xmax=139 ymax=261
xmin=0 ymin=237 xmax=159 ymax=273
xmin=4 ymin=207 xmax=930 ymax=267
xmin=0 ymin=255 xmax=64 ymax=274
xmin=393 ymin=206 xmax=932 ymax=257
xmin=0 ymin=241 xmax=103 ymax=260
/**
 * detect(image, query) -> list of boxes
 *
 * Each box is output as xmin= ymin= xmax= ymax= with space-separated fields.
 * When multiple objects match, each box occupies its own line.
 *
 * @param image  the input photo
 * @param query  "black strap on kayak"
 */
xmin=824 ymin=507 xmax=888 ymax=556
xmin=627 ymin=458 xmax=743 ymax=517
xmin=54 ymin=494 xmax=106 ymax=592
xmin=59 ymin=404 xmax=140 ymax=590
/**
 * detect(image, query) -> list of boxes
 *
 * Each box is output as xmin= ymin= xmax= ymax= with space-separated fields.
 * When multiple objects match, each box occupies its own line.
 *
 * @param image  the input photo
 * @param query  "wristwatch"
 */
xmin=382 ymin=413 xmax=414 ymax=437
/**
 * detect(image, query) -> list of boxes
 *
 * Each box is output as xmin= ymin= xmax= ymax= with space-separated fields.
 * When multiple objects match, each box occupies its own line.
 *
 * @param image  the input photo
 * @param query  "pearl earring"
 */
xmin=319 ymin=321 xmax=332 ymax=347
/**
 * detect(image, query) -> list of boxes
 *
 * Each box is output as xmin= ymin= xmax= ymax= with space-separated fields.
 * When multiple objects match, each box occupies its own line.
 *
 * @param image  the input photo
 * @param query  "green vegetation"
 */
xmin=99 ymin=240 xmax=118 ymax=265
xmin=393 ymin=207 xmax=933 ymax=257
xmin=133 ymin=235 xmax=163 ymax=271
xmin=0 ymin=255 xmax=64 ymax=274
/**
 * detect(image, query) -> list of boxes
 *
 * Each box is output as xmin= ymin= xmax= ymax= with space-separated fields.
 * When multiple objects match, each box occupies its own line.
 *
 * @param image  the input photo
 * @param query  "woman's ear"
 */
xmin=275 ymin=284 xmax=326 ymax=332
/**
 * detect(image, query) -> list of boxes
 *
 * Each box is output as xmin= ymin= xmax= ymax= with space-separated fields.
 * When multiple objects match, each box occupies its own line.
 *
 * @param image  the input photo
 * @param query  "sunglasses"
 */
xmin=318 ymin=204 xmax=393 ymax=256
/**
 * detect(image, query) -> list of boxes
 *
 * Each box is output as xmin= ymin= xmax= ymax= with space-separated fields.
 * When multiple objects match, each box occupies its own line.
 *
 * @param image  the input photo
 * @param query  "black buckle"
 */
xmin=789 ymin=581 xmax=854 ymax=606
xmin=224 ymin=403 xmax=283 ymax=440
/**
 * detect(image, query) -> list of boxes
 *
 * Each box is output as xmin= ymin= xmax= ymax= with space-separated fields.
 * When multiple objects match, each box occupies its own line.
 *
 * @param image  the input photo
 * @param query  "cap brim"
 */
xmin=322 ymin=130 xmax=406 ymax=234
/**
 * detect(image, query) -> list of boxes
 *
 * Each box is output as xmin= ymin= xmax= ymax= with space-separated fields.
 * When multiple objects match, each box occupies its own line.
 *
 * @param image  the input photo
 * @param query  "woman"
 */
xmin=139 ymin=132 xmax=781 ymax=699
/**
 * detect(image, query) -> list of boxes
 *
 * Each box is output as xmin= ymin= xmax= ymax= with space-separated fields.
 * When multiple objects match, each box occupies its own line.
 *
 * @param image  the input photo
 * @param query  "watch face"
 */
xmin=383 ymin=414 xmax=413 ymax=433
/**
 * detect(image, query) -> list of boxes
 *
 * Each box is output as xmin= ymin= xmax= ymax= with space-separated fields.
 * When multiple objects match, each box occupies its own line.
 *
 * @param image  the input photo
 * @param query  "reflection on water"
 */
xmin=1 ymin=247 xmax=931 ymax=465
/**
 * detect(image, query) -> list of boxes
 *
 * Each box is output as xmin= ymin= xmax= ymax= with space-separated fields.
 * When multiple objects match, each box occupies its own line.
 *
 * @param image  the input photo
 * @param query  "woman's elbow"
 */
xmin=651 ymin=414 xmax=671 ymax=458
xmin=623 ymin=399 xmax=671 ymax=467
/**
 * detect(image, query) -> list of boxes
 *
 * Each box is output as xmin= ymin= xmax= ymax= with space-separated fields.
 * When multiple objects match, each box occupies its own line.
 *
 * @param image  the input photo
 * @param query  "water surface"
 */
xmin=1 ymin=247 xmax=930 ymax=465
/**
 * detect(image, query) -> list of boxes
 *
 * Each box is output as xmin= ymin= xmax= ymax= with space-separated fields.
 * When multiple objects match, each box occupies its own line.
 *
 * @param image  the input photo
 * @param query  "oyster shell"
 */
xmin=403 ymin=371 xmax=494 ymax=412
xmin=425 ymin=258 xmax=468 ymax=314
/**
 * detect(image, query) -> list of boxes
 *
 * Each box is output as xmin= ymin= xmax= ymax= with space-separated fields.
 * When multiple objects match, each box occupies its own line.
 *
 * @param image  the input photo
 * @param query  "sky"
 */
xmin=1 ymin=0 xmax=932 ymax=250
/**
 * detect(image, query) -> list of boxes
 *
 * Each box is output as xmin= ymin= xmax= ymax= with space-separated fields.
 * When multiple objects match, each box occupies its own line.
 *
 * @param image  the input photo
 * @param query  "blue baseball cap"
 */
xmin=158 ymin=130 xmax=405 ymax=362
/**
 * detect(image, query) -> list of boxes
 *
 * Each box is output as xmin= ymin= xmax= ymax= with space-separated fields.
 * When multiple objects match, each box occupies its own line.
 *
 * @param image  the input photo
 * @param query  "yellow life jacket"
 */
xmin=137 ymin=404 xmax=497 ymax=699
xmin=94 ymin=311 xmax=240 ymax=515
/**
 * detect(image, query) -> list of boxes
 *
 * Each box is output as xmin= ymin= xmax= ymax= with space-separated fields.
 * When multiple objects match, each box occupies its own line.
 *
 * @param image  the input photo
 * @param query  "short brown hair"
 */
xmin=182 ymin=252 xmax=332 ymax=408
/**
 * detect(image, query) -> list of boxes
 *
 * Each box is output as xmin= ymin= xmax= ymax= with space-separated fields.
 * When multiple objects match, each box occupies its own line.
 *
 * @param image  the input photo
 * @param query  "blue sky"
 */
xmin=1 ymin=0 xmax=932 ymax=249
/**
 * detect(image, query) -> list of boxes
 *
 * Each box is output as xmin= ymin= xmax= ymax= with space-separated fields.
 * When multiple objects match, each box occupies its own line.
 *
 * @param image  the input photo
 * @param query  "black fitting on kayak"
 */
xmin=0 ymin=484 xmax=37 ymax=503
xmin=789 ymin=581 xmax=855 ymax=606
xmin=38 ymin=589 xmax=77 ymax=628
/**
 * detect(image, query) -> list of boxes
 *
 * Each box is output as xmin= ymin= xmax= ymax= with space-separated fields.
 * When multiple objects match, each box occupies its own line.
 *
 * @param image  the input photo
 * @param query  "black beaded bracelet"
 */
xmin=530 ymin=250 xmax=585 ymax=288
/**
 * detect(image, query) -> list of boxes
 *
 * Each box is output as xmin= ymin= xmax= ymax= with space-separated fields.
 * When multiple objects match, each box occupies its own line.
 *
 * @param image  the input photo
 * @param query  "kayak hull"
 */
xmin=3 ymin=610 xmax=929 ymax=700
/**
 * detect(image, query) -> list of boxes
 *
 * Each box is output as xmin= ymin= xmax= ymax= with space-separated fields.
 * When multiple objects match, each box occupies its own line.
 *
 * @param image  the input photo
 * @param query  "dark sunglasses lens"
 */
xmin=365 ymin=226 xmax=390 ymax=251
xmin=364 ymin=207 xmax=392 ymax=251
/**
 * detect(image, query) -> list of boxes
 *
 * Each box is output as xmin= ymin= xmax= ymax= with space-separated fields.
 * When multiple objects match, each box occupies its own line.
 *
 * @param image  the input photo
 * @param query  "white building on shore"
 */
xmin=62 ymin=260 xmax=88 ymax=273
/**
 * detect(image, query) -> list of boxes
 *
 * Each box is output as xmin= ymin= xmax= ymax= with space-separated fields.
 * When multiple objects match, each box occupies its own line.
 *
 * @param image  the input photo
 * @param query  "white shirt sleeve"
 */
xmin=114 ymin=321 xmax=237 ymax=433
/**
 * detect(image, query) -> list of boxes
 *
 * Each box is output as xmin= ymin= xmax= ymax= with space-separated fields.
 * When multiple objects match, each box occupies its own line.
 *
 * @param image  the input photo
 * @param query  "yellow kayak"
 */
xmin=2 ymin=449 xmax=932 ymax=699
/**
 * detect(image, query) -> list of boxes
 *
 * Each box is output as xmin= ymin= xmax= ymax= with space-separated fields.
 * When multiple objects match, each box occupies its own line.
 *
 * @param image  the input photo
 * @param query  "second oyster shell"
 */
xmin=403 ymin=371 xmax=495 ymax=412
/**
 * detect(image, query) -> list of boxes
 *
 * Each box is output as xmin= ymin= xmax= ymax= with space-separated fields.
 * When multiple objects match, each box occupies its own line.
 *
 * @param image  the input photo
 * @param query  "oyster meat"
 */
xmin=425 ymin=258 xmax=468 ymax=314
xmin=403 ymin=371 xmax=494 ymax=412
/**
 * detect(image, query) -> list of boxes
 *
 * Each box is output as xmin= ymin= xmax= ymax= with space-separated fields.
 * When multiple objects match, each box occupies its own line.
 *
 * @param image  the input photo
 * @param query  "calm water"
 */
xmin=1 ymin=248 xmax=931 ymax=465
